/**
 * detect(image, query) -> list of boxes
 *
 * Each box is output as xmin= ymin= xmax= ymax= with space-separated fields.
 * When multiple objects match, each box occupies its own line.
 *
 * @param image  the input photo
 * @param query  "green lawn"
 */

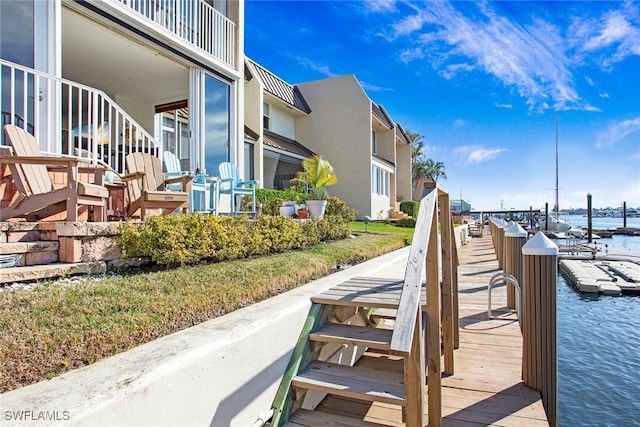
xmin=0 ymin=222 xmax=413 ymax=393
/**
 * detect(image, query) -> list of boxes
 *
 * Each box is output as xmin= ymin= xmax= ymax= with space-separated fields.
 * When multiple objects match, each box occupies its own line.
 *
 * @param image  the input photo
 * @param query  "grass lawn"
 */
xmin=0 ymin=222 xmax=413 ymax=393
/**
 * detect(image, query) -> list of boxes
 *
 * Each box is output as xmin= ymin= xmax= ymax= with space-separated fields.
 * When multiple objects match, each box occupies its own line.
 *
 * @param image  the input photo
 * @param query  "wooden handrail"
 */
xmin=390 ymin=189 xmax=436 ymax=355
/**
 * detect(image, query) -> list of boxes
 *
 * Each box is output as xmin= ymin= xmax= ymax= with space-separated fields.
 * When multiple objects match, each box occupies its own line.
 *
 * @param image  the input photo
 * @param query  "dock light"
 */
xmin=364 ymin=215 xmax=371 ymax=233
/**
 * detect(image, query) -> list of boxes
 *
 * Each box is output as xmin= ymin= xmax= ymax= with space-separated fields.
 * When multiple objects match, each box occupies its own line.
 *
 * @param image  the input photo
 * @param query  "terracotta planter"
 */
xmin=297 ymin=209 xmax=309 ymax=219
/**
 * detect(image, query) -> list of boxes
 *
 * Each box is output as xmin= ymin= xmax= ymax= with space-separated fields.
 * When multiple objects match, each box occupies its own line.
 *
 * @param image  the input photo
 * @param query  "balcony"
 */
xmin=115 ymin=0 xmax=236 ymax=67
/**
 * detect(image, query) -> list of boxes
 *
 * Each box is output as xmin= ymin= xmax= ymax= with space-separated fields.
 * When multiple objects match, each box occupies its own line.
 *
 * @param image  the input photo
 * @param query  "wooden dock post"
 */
xmin=504 ymin=222 xmax=527 ymax=311
xmin=587 ymin=193 xmax=593 ymax=244
xmin=495 ymin=219 xmax=506 ymax=270
xmin=522 ymin=232 xmax=558 ymax=427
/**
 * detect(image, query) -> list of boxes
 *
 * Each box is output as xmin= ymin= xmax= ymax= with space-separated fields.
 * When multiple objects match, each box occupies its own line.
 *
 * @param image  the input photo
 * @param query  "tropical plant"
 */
xmin=291 ymin=155 xmax=338 ymax=200
xmin=425 ymin=158 xmax=447 ymax=183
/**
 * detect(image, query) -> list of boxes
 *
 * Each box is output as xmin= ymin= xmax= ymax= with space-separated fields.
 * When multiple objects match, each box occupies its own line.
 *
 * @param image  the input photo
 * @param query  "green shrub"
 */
xmin=395 ymin=217 xmax=417 ymax=228
xmin=117 ymin=214 xmax=351 ymax=265
xmin=400 ymin=200 xmax=420 ymax=217
xmin=325 ymin=197 xmax=358 ymax=221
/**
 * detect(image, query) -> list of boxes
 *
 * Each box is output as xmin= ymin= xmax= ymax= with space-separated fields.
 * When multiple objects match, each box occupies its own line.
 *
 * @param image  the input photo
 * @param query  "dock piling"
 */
xmin=522 ymin=232 xmax=558 ymax=427
xmin=504 ymin=222 xmax=527 ymax=311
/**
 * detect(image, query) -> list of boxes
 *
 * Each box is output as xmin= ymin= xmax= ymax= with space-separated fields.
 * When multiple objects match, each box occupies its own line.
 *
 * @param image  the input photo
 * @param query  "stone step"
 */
xmin=0 ymin=262 xmax=106 ymax=285
xmin=0 ymin=241 xmax=59 ymax=255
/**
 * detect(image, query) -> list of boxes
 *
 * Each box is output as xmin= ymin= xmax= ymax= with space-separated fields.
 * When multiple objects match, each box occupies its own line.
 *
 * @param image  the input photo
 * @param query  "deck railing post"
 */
xmin=522 ymin=232 xmax=558 ymax=427
xmin=495 ymin=219 xmax=506 ymax=270
xmin=504 ymin=222 xmax=527 ymax=311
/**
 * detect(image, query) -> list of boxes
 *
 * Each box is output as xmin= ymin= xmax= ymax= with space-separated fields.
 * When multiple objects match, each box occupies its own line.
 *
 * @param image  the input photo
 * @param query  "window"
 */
xmin=372 ymin=165 xmax=389 ymax=196
xmin=371 ymin=129 xmax=377 ymax=155
xmin=203 ymin=74 xmax=230 ymax=175
xmin=263 ymin=103 xmax=270 ymax=130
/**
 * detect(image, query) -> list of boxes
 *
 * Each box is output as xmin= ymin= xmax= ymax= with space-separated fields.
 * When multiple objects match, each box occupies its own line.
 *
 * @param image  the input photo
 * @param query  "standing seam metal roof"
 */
xmin=247 ymin=59 xmax=312 ymax=114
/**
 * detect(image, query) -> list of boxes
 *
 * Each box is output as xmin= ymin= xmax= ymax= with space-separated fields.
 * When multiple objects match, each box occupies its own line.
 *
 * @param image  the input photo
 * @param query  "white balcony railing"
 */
xmin=1 ymin=58 xmax=160 ymax=175
xmin=117 ymin=0 xmax=236 ymax=67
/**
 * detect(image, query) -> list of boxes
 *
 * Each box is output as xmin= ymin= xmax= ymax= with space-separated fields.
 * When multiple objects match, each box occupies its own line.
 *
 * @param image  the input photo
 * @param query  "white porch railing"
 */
xmin=0 ymin=58 xmax=160 ymax=175
xmin=116 ymin=0 xmax=236 ymax=67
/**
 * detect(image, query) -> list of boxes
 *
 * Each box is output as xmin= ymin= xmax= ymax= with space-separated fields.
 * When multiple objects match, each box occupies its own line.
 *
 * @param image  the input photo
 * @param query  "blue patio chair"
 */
xmin=163 ymin=151 xmax=210 ymax=213
xmin=218 ymin=162 xmax=258 ymax=216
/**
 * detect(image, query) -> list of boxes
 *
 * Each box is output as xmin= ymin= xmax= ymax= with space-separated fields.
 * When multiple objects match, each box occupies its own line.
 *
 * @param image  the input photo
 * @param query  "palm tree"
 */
xmin=425 ymin=158 xmax=447 ymax=183
xmin=409 ymin=132 xmax=428 ymax=190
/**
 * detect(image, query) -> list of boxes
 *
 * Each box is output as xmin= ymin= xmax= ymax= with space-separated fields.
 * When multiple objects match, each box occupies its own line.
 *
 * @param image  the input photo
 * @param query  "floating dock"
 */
xmin=559 ymin=259 xmax=640 ymax=295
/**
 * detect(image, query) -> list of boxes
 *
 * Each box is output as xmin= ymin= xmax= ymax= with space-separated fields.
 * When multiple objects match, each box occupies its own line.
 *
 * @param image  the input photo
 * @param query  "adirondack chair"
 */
xmin=218 ymin=162 xmax=258 ymax=216
xmin=162 ymin=151 xmax=210 ymax=213
xmin=0 ymin=124 xmax=108 ymax=222
xmin=122 ymin=152 xmax=191 ymax=220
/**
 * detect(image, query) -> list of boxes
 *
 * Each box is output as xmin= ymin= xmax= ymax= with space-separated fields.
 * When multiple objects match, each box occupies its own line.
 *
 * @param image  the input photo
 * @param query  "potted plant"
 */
xmin=296 ymin=204 xmax=308 ymax=219
xmin=291 ymin=155 xmax=338 ymax=219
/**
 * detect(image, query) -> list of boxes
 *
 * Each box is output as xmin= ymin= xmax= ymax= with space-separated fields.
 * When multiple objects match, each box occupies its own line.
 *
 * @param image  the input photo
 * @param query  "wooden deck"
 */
xmin=311 ymin=229 xmax=550 ymax=426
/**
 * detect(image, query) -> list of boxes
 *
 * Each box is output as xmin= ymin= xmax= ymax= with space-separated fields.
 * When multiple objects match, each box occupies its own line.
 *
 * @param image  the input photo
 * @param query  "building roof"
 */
xmin=396 ymin=123 xmax=412 ymax=145
xmin=247 ymin=59 xmax=312 ymax=114
xmin=244 ymin=125 xmax=259 ymax=141
xmin=263 ymin=130 xmax=315 ymax=158
xmin=372 ymin=103 xmax=394 ymax=129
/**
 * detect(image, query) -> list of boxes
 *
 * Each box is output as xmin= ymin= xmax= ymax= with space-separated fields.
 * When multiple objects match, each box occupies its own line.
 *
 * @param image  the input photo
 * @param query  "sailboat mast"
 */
xmin=555 ymin=111 xmax=559 ymax=219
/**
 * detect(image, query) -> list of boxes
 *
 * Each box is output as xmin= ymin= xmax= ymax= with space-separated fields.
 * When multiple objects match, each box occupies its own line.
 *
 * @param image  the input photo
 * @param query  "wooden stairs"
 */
xmin=269 ymin=187 xmax=459 ymax=427
xmin=269 ymin=277 xmax=428 ymax=427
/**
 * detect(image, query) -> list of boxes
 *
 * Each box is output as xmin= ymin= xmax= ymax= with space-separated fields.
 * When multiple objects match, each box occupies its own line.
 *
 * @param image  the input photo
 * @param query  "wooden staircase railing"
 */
xmin=268 ymin=187 xmax=458 ymax=427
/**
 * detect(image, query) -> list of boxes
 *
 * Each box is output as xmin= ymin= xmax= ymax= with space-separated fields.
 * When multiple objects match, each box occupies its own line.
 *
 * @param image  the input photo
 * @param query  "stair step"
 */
xmin=309 ymin=323 xmax=392 ymax=351
xmin=284 ymin=409 xmax=392 ymax=426
xmin=369 ymin=308 xmax=398 ymax=323
xmin=0 ymin=262 xmax=106 ymax=284
xmin=311 ymin=277 xmax=426 ymax=310
xmin=0 ymin=241 xmax=58 ymax=255
xmin=292 ymin=361 xmax=406 ymax=406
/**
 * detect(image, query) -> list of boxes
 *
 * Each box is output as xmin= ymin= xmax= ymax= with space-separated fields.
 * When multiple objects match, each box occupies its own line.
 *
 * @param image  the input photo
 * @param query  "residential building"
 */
xmin=0 ymin=0 xmax=244 ymax=180
xmin=295 ymin=75 xmax=413 ymax=219
xmin=244 ymin=58 xmax=313 ymax=189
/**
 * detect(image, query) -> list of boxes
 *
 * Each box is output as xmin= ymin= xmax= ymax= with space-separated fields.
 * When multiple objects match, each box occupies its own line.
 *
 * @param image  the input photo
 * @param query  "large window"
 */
xmin=372 ymin=165 xmax=389 ymax=196
xmin=203 ymin=73 xmax=230 ymax=175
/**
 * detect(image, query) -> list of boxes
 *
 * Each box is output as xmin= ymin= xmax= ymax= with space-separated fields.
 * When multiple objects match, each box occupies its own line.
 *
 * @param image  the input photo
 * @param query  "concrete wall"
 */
xmin=296 ymin=75 xmax=372 ymax=219
xmin=0 ymin=249 xmax=411 ymax=427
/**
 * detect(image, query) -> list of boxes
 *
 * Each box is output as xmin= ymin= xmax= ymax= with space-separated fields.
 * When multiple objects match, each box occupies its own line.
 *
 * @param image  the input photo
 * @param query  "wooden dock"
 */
xmin=442 ymin=230 xmax=549 ymax=426
xmin=288 ymin=230 xmax=549 ymax=426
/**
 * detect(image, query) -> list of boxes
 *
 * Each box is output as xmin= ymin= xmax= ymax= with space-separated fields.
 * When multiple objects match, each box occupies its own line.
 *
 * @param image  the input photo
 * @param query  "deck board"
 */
xmin=311 ymin=227 xmax=549 ymax=426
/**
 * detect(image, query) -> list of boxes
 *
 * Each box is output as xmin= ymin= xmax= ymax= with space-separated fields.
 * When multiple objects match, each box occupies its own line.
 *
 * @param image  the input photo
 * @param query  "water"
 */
xmin=557 ymin=231 xmax=640 ymax=425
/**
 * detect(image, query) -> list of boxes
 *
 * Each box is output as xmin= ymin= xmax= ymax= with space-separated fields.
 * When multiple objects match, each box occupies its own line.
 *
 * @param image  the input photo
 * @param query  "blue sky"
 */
xmin=245 ymin=1 xmax=640 ymax=211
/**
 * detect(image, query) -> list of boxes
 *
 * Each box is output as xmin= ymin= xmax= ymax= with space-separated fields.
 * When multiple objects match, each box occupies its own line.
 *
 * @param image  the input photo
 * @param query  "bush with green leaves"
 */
xmin=395 ymin=217 xmax=417 ymax=228
xmin=325 ymin=197 xmax=358 ymax=221
xmin=400 ymin=200 xmax=420 ymax=217
xmin=118 ymin=214 xmax=351 ymax=266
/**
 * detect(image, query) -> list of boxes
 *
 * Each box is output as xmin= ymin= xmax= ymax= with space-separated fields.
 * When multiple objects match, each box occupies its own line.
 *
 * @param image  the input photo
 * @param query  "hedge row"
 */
xmin=118 ymin=214 xmax=351 ymax=265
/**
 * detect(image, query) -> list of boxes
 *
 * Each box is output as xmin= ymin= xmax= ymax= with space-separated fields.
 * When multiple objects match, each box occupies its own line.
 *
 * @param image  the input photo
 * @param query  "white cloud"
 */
xmin=360 ymin=81 xmax=392 ymax=93
xmin=631 ymin=152 xmax=640 ymax=161
xmin=495 ymin=102 xmax=513 ymax=109
xmin=453 ymin=119 xmax=468 ymax=128
xmin=599 ymin=92 xmax=610 ymax=98
xmin=365 ymin=0 xmax=397 ymax=13
xmin=297 ymin=57 xmax=338 ymax=78
xmin=453 ymin=145 xmax=507 ymax=165
xmin=596 ymin=117 xmax=640 ymax=148
xmin=399 ymin=47 xmax=424 ymax=64
xmin=380 ymin=1 xmax=640 ymax=111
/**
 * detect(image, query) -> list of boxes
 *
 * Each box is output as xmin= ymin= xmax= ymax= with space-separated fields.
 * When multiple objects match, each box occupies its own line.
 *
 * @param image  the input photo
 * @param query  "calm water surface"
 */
xmin=557 ymin=229 xmax=640 ymax=426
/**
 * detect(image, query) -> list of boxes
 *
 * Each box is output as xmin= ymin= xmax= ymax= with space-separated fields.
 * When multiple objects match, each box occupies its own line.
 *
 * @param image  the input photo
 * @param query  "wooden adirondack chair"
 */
xmin=218 ymin=162 xmax=258 ymax=215
xmin=122 ymin=152 xmax=191 ymax=220
xmin=0 ymin=124 xmax=108 ymax=222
